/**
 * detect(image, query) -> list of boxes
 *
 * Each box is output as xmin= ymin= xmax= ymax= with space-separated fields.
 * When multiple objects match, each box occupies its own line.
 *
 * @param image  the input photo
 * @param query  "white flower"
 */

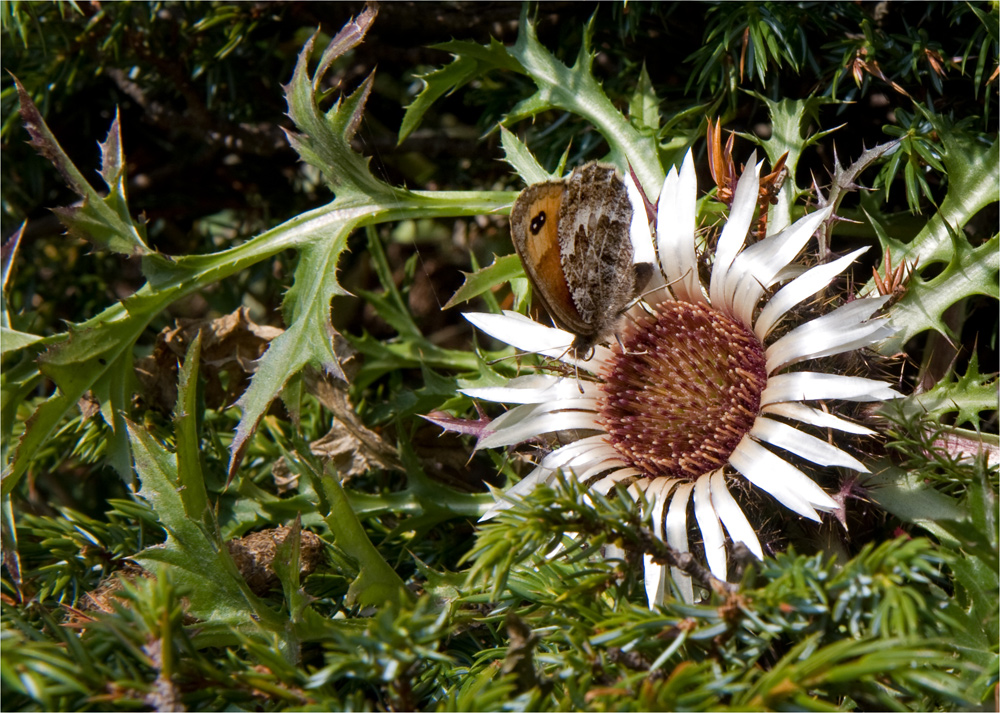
xmin=462 ymin=151 xmax=898 ymax=606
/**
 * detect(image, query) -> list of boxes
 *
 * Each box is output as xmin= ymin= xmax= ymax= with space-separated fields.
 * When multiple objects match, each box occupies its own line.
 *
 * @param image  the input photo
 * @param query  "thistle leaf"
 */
xmin=283 ymin=7 xmax=392 ymax=198
xmin=399 ymin=36 xmax=524 ymax=143
xmin=443 ymin=254 xmax=523 ymax=309
xmin=15 ymin=79 xmax=148 ymax=256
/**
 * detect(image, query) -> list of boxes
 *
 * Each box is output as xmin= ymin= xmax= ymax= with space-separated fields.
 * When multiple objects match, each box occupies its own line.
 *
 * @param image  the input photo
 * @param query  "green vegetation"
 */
xmin=2 ymin=3 xmax=996 ymax=710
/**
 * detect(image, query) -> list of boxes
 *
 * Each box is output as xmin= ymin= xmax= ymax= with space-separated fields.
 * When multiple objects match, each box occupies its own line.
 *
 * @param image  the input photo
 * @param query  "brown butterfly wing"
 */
xmin=509 ymin=181 xmax=590 ymax=336
xmin=558 ymin=163 xmax=636 ymax=340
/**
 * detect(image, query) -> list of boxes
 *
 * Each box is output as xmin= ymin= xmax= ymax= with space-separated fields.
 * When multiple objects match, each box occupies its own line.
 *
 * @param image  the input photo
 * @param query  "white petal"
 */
xmin=605 ymin=541 xmax=626 ymax=563
xmin=462 ymin=374 xmax=599 ymax=404
xmin=751 ymin=416 xmax=868 ymax=471
xmin=761 ymin=402 xmax=876 ymax=435
xmin=709 ymin=471 xmax=763 ymax=559
xmin=754 ymin=247 xmax=869 ymax=340
xmin=465 ymin=310 xmax=572 ymax=351
xmin=522 ymin=445 xmax=624 ymax=498
xmin=765 ymin=296 xmax=891 ymax=373
xmin=538 ymin=434 xmax=619 ymax=471
xmin=709 ymin=155 xmax=760 ymax=312
xmin=729 ymin=437 xmax=838 ymax=521
xmin=464 ymin=311 xmax=612 ymax=371
xmin=487 ymin=397 xmax=599 ymax=430
xmin=574 ymin=457 xmax=633 ymax=484
xmin=590 ymin=467 xmax=645 ymax=494
xmin=656 ymin=151 xmax=704 ymax=305
xmin=483 ymin=436 xmax=623 ymax=519
xmin=642 ymin=474 xmax=671 ymax=505
xmin=477 ymin=407 xmax=601 ymax=450
xmin=628 ymin=478 xmax=650 ymax=496
xmin=766 ymin=318 xmax=894 ymax=373
xmin=499 ymin=468 xmax=554 ymax=501
xmin=643 ymin=552 xmax=667 ymax=609
xmin=480 ymin=470 xmax=554 ymax=520
xmin=651 ymin=479 xmax=680 ymax=542
xmin=666 ymin=482 xmax=695 ymax=603
xmin=762 ymin=372 xmax=900 ymax=405
xmin=750 ymin=210 xmax=831 ymax=288
xmin=694 ymin=474 xmax=728 ymax=578
xmin=644 ymin=478 xmax=680 ymax=608
xmin=625 ymin=171 xmax=657 ymax=265
xmin=731 ymin=207 xmax=833 ymax=327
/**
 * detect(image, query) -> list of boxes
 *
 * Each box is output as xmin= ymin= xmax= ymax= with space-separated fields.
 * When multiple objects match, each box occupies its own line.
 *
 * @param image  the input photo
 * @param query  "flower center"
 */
xmin=598 ymin=301 xmax=767 ymax=480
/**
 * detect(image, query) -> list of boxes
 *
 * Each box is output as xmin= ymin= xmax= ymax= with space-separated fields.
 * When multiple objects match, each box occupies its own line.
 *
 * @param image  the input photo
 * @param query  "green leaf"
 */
xmin=173 ymin=333 xmax=210 ymax=523
xmin=878 ymin=234 xmax=998 ymax=355
xmin=889 ymin=351 xmax=999 ymax=429
xmin=295 ymin=451 xmax=412 ymax=609
xmin=628 ymin=63 xmax=660 ymax=132
xmin=2 ymin=300 xmax=156 ymax=498
xmin=15 ymin=80 xmax=148 ymax=256
xmin=500 ymin=126 xmax=555 ymax=185
xmin=283 ymin=9 xmax=394 ymax=199
xmin=271 ymin=515 xmax=313 ymax=622
xmin=878 ymin=126 xmax=998 ymax=269
xmin=128 ymin=418 xmax=287 ymax=650
xmin=865 ymin=463 xmax=966 ymax=545
xmin=740 ymin=94 xmax=845 ymax=235
xmin=0 ymin=327 xmax=42 ymax=353
xmin=1 ymin=223 xmax=28 ymax=347
xmin=218 ymin=13 xmax=516 ymax=481
xmin=1 ymin=494 xmax=21 ymax=596
xmin=355 ymin=226 xmax=421 ymax=339
xmin=88 ymin=345 xmax=137 ymax=484
xmin=227 ymin=228 xmax=354 ymax=483
xmin=443 ymin=254 xmax=523 ymax=309
xmin=399 ymin=37 xmax=524 ymax=143
xmin=503 ymin=6 xmax=664 ymax=196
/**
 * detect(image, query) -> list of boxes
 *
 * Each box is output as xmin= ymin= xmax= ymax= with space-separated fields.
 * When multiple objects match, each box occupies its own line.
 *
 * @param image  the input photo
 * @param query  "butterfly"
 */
xmin=510 ymin=162 xmax=653 ymax=359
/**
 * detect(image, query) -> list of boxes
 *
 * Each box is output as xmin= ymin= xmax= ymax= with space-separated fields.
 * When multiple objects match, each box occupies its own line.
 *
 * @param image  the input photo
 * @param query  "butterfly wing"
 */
xmin=509 ymin=181 xmax=591 ymax=336
xmin=559 ymin=163 xmax=636 ymax=335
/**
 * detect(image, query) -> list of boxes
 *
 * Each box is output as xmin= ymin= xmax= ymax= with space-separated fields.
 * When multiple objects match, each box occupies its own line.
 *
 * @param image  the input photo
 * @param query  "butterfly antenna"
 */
xmin=633 ymin=267 xmax=694 ymax=304
xmin=614 ymin=331 xmax=648 ymax=356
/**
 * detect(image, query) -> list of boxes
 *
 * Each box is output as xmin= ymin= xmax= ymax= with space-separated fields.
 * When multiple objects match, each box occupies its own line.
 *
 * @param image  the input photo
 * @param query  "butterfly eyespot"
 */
xmin=529 ymin=211 xmax=547 ymax=235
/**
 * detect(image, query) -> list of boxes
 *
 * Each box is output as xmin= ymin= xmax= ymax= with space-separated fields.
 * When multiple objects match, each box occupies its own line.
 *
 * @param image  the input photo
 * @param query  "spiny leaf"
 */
xmin=877 ymin=234 xmax=998 ymax=355
xmin=443 ymin=254 xmax=523 ymax=309
xmin=293 ymin=450 xmax=412 ymax=609
xmin=2 ymin=299 xmax=156 ymax=498
xmin=1 ymin=494 xmax=21 ymax=597
xmin=129 ymin=417 xmax=286 ymax=649
xmin=503 ymin=6 xmax=664 ymax=196
xmin=0 ymin=328 xmax=42 ymax=353
xmin=878 ymin=125 xmax=998 ymax=269
xmin=173 ymin=334 xmax=210 ymax=522
xmin=228 ymin=230 xmax=355 ymax=483
xmin=865 ymin=463 xmax=966 ymax=544
xmin=499 ymin=125 xmax=555 ymax=185
xmin=313 ymin=4 xmax=377 ymax=82
xmin=282 ymin=7 xmax=393 ymax=198
xmin=88 ymin=345 xmax=137 ymax=484
xmin=399 ymin=36 xmax=524 ymax=143
xmin=890 ymin=350 xmax=1000 ymax=430
xmin=740 ymin=94 xmax=847 ymax=235
xmin=271 ymin=515 xmax=311 ymax=622
xmin=628 ymin=62 xmax=661 ymax=133
xmin=15 ymin=79 xmax=148 ymax=256
xmin=1 ymin=222 xmax=25 ymax=295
